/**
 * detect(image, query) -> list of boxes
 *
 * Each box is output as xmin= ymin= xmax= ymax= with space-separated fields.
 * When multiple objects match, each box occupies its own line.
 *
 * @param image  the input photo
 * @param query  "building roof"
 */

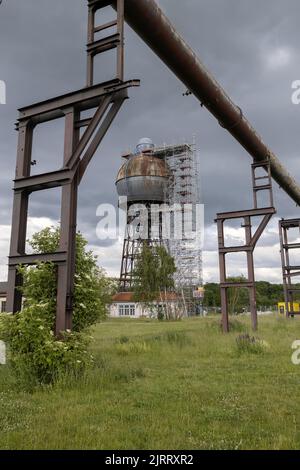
xmin=112 ymin=291 xmax=179 ymax=303
xmin=112 ymin=292 xmax=134 ymax=302
xmin=0 ymin=282 xmax=7 ymax=296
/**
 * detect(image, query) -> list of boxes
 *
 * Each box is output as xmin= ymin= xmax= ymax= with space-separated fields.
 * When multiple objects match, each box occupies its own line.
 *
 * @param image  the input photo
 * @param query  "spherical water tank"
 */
xmin=116 ymin=141 xmax=170 ymax=202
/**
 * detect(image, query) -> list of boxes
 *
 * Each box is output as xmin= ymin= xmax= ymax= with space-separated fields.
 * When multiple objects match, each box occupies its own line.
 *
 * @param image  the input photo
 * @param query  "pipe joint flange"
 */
xmin=219 ymin=106 xmax=243 ymax=131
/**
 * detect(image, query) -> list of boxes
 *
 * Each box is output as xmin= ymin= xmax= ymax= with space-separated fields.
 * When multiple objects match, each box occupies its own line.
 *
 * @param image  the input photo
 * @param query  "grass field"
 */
xmin=0 ymin=315 xmax=300 ymax=450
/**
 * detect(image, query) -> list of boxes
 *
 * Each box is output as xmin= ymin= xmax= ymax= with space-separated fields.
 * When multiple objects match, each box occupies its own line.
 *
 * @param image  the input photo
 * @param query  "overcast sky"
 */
xmin=1 ymin=0 xmax=300 ymax=284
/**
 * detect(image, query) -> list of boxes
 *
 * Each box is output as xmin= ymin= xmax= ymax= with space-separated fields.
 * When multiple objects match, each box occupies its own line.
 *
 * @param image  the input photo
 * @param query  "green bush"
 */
xmin=0 ymin=227 xmax=113 ymax=387
xmin=20 ymin=227 xmax=112 ymax=331
xmin=0 ymin=305 xmax=92 ymax=387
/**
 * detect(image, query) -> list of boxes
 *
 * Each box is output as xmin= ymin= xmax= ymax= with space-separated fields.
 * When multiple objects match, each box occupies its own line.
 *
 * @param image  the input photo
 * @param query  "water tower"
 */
xmin=116 ymin=138 xmax=170 ymax=291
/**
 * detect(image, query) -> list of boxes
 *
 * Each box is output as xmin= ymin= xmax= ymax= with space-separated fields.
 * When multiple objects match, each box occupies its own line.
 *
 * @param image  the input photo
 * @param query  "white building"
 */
xmin=0 ymin=282 xmax=7 ymax=313
xmin=110 ymin=292 xmax=180 ymax=319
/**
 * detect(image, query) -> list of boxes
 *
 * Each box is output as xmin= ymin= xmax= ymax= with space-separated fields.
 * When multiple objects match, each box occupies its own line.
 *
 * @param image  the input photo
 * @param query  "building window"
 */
xmin=130 ymin=305 xmax=135 ymax=316
xmin=118 ymin=304 xmax=135 ymax=317
xmin=1 ymin=301 xmax=6 ymax=313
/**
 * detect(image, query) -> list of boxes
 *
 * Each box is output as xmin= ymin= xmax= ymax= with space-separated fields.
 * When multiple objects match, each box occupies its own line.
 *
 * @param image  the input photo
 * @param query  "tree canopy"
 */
xmin=203 ymin=278 xmax=290 ymax=312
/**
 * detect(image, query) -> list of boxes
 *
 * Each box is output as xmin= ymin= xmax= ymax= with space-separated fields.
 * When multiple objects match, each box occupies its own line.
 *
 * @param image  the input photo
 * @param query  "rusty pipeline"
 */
xmin=112 ymin=0 xmax=300 ymax=206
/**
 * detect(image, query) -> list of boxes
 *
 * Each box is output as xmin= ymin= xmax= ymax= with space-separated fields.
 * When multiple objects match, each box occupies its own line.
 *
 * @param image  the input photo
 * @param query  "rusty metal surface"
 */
xmin=87 ymin=0 xmax=124 ymax=85
xmin=112 ymin=0 xmax=300 ymax=206
xmin=18 ymin=79 xmax=139 ymax=124
xmin=279 ymin=219 xmax=300 ymax=317
xmin=116 ymin=154 xmax=170 ymax=180
xmin=7 ymin=0 xmax=133 ymax=336
xmin=216 ymin=160 xmax=276 ymax=332
xmin=116 ymin=154 xmax=170 ymax=202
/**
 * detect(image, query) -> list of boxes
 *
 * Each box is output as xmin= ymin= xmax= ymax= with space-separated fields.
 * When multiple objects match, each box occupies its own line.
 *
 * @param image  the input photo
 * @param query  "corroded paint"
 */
xmin=116 ymin=153 xmax=170 ymax=181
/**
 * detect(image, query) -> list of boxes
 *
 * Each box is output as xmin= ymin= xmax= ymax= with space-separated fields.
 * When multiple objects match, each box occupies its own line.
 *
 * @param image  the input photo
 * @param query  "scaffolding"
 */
xmin=154 ymin=142 xmax=203 ymax=315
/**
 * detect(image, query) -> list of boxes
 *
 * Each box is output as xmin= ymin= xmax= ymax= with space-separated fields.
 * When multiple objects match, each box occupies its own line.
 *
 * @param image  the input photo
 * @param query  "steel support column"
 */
xmin=7 ymin=120 xmax=33 ymax=313
xmin=55 ymin=109 xmax=79 ymax=334
xmin=216 ymin=160 xmax=276 ymax=332
xmin=7 ymin=0 xmax=139 ymax=336
xmin=279 ymin=219 xmax=300 ymax=318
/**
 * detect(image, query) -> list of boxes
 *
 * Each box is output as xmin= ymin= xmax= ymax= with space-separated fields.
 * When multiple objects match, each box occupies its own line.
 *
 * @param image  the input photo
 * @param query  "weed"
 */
xmin=117 ymin=335 xmax=130 ymax=344
xmin=115 ymin=340 xmax=151 ymax=355
xmin=235 ymin=334 xmax=269 ymax=355
xmin=164 ymin=331 xmax=191 ymax=347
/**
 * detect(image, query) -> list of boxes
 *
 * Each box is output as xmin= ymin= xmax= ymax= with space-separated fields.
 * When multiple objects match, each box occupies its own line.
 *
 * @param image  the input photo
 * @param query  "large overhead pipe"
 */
xmin=111 ymin=0 xmax=300 ymax=205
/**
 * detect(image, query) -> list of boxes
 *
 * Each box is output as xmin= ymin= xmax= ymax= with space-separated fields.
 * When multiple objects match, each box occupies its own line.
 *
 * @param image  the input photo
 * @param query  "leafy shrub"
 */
xmin=19 ymin=227 xmax=112 ymax=331
xmin=0 ymin=227 xmax=113 ymax=387
xmin=235 ymin=334 xmax=269 ymax=355
xmin=0 ymin=305 xmax=93 ymax=387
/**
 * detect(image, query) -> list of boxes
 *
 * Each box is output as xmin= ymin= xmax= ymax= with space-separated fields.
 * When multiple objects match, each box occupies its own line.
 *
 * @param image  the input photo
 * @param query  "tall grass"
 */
xmin=0 ymin=315 xmax=300 ymax=450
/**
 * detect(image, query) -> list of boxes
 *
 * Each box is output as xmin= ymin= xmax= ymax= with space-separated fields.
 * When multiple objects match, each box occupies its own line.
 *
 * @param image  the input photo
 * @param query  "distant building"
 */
xmin=110 ymin=291 xmax=179 ymax=319
xmin=0 ymin=282 xmax=7 ymax=313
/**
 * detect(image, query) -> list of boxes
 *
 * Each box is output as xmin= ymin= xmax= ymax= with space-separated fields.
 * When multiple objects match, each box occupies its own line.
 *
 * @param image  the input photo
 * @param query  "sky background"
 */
xmin=1 ymin=0 xmax=300 ymax=284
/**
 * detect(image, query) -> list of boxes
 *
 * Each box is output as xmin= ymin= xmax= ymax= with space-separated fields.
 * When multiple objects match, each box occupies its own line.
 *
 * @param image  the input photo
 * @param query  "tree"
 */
xmin=0 ymin=227 xmax=113 ymax=386
xmin=227 ymin=276 xmax=249 ymax=315
xmin=132 ymin=243 xmax=176 ymax=318
xmin=203 ymin=280 xmax=295 ymax=313
xmin=203 ymin=283 xmax=221 ymax=310
xmin=20 ymin=227 xmax=112 ymax=331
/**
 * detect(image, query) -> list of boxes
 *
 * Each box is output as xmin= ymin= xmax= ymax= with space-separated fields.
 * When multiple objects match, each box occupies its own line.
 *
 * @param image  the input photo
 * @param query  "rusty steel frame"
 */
xmin=216 ymin=160 xmax=276 ymax=333
xmin=7 ymin=0 xmax=139 ymax=336
xmin=87 ymin=0 xmax=124 ymax=86
xmin=279 ymin=219 xmax=300 ymax=318
xmin=119 ymin=237 xmax=141 ymax=291
xmin=119 ymin=202 xmax=163 ymax=291
xmin=7 ymin=0 xmax=300 ymax=334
